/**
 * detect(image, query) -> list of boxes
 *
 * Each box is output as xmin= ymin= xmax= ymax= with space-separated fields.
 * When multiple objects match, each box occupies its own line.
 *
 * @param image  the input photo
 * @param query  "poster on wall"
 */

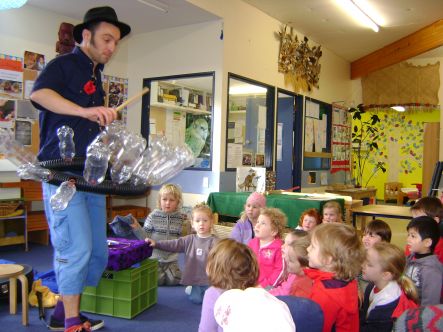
xmin=0 ymin=99 xmax=16 ymax=128
xmin=331 ymin=106 xmax=351 ymax=174
xmin=185 ymin=113 xmax=211 ymax=168
xmin=24 ymin=51 xmax=45 ymax=71
xmin=15 ymin=119 xmax=32 ymax=146
xmin=0 ymin=54 xmax=23 ymax=99
xmin=236 ymin=167 xmax=266 ymax=193
xmin=103 ymin=75 xmax=128 ymax=123
xmin=227 ymin=143 xmax=243 ymax=169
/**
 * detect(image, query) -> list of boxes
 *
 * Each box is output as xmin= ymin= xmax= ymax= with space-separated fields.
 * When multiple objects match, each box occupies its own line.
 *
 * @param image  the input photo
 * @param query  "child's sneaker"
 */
xmin=47 ymin=314 xmax=104 ymax=331
xmin=185 ymin=286 xmax=192 ymax=295
xmin=64 ymin=322 xmax=91 ymax=332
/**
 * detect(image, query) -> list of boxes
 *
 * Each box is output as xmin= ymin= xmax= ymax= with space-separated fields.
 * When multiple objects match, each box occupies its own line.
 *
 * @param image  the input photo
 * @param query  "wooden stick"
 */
xmin=114 ymin=87 xmax=150 ymax=113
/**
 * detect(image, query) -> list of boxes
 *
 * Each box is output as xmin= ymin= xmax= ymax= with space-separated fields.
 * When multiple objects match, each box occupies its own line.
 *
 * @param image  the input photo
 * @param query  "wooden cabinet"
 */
xmin=20 ymin=180 xmax=49 ymax=245
xmin=0 ymin=180 xmax=49 ymax=245
xmin=0 ymin=200 xmax=27 ymax=250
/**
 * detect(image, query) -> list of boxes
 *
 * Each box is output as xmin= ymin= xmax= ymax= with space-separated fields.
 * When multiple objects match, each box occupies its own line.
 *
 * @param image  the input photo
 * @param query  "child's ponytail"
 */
xmin=398 ymin=274 xmax=419 ymax=304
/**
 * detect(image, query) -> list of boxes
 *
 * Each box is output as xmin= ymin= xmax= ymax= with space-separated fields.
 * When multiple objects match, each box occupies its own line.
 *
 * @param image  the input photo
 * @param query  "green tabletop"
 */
xmin=207 ymin=192 xmax=344 ymax=228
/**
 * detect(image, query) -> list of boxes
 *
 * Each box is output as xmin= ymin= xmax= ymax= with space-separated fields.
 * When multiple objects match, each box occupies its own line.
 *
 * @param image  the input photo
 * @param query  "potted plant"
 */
xmin=350 ymin=104 xmax=386 ymax=188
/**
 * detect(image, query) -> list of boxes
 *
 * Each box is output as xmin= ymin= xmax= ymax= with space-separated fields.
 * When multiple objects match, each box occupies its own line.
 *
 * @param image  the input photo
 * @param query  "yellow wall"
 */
xmin=354 ymin=109 xmax=440 ymax=200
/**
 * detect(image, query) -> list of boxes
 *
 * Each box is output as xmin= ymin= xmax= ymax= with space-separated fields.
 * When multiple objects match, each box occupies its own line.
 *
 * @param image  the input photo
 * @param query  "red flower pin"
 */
xmin=83 ymin=80 xmax=96 ymax=95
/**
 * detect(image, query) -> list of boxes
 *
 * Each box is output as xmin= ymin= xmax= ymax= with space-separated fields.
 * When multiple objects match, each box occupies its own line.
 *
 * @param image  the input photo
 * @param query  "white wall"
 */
xmin=190 ymin=0 xmax=353 ymax=190
xmin=0 ymin=5 xmax=129 ymax=79
xmin=0 ymin=1 xmax=354 ymax=208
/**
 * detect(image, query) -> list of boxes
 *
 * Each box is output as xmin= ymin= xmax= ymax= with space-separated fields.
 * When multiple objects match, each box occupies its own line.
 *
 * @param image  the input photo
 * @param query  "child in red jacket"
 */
xmin=305 ymin=223 xmax=365 ymax=332
xmin=248 ymin=207 xmax=286 ymax=288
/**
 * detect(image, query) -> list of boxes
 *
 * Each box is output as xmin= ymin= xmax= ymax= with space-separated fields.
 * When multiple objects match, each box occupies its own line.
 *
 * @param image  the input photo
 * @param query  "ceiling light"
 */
xmin=0 ymin=0 xmax=27 ymax=10
xmin=335 ymin=0 xmax=380 ymax=32
xmin=229 ymin=85 xmax=267 ymax=95
xmin=391 ymin=106 xmax=406 ymax=112
xmin=137 ymin=0 xmax=168 ymax=13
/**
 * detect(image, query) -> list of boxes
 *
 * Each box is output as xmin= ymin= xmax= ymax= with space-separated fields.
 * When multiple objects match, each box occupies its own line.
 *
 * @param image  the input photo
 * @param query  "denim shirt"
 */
xmin=32 ymin=47 xmax=106 ymax=161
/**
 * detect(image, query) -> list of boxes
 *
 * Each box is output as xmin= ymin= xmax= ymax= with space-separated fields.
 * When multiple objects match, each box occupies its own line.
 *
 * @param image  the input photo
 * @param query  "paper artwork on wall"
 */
xmin=0 ymin=99 xmax=16 ymax=128
xmin=0 ymin=54 xmax=23 ymax=99
xmin=227 ymin=143 xmax=243 ymax=169
xmin=236 ymin=167 xmax=266 ymax=193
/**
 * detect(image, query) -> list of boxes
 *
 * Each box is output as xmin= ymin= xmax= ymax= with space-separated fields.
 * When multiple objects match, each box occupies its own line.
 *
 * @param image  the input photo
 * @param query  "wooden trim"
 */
xmin=304 ymin=152 xmax=332 ymax=158
xmin=351 ymin=20 xmax=443 ymax=79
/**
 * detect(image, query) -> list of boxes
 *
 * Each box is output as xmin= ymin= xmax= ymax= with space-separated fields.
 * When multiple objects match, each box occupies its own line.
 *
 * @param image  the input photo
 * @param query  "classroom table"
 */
xmin=325 ymin=187 xmax=377 ymax=204
xmin=351 ymin=204 xmax=412 ymax=228
xmin=207 ymin=192 xmax=344 ymax=228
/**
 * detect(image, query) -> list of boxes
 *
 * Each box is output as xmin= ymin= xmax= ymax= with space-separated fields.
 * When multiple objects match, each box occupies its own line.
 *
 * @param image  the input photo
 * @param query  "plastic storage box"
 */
xmin=80 ymin=259 xmax=157 ymax=319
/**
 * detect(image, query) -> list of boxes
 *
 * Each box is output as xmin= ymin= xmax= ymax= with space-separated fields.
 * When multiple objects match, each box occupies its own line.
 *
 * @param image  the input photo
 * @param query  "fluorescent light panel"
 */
xmin=137 ymin=0 xmax=168 ymax=13
xmin=335 ymin=0 xmax=380 ymax=32
xmin=391 ymin=106 xmax=406 ymax=112
xmin=229 ymin=85 xmax=267 ymax=95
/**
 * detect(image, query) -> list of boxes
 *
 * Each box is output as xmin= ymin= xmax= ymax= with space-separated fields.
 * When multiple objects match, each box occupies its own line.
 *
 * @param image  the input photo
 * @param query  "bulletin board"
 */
xmin=331 ymin=104 xmax=351 ymax=173
xmin=303 ymin=97 xmax=332 ymax=170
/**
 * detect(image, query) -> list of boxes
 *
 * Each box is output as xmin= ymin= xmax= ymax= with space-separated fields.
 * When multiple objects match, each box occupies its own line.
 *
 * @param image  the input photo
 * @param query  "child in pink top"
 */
xmin=270 ymin=229 xmax=312 ymax=297
xmin=248 ymin=207 xmax=286 ymax=288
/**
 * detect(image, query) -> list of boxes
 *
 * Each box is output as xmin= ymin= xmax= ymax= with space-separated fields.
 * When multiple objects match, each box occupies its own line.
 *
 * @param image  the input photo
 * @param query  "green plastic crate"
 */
xmin=80 ymin=259 xmax=157 ymax=319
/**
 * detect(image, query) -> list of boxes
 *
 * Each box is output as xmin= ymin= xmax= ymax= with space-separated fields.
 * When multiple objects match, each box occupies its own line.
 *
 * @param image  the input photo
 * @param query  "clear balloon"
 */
xmin=57 ymin=125 xmax=75 ymax=161
xmin=83 ymin=142 xmax=110 ymax=185
xmin=50 ymin=180 xmax=76 ymax=211
xmin=17 ymin=163 xmax=53 ymax=182
xmin=0 ymin=129 xmax=37 ymax=166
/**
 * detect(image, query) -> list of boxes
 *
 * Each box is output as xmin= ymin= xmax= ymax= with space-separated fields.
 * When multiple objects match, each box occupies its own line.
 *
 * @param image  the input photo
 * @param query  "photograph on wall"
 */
xmin=24 ymin=51 xmax=45 ymax=71
xmin=0 ymin=54 xmax=23 ymax=99
xmin=107 ymin=77 xmax=128 ymax=108
xmin=236 ymin=167 xmax=266 ymax=192
xmin=308 ymin=171 xmax=317 ymax=184
xmin=242 ymin=153 xmax=252 ymax=166
xmin=0 ymin=99 xmax=16 ymax=128
xmin=185 ymin=113 xmax=211 ymax=168
xmin=255 ymin=153 xmax=264 ymax=167
xmin=15 ymin=119 xmax=32 ymax=146
xmin=16 ymin=99 xmax=38 ymax=120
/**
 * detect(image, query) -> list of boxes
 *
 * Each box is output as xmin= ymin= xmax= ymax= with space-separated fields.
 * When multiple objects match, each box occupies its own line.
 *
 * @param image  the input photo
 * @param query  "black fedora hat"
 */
xmin=73 ymin=6 xmax=131 ymax=43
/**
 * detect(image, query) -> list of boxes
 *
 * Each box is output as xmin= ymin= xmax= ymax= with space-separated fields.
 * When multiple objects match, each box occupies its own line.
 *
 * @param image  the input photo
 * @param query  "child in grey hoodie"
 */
xmin=405 ymin=216 xmax=443 ymax=305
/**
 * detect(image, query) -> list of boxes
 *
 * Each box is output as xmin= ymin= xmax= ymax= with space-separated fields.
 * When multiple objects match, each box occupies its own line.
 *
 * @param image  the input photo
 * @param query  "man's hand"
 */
xmin=145 ymin=238 xmax=156 ymax=247
xmin=81 ymin=106 xmax=117 ymax=126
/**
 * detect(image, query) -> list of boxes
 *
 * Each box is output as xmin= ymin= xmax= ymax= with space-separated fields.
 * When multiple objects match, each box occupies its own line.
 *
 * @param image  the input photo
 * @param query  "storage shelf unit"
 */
xmin=0 ymin=200 xmax=27 ymax=251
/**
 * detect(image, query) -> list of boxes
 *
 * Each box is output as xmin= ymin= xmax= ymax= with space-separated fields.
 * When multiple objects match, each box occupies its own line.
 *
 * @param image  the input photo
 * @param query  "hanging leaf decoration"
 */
xmin=276 ymin=25 xmax=322 ymax=92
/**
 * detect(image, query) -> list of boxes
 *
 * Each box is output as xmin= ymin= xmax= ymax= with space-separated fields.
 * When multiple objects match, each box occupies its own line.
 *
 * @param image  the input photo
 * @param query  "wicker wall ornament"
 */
xmin=277 ymin=25 xmax=322 ymax=92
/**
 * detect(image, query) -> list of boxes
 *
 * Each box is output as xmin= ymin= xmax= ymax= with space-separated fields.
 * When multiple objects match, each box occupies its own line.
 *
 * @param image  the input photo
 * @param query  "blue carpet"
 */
xmin=0 ymin=244 xmax=201 ymax=331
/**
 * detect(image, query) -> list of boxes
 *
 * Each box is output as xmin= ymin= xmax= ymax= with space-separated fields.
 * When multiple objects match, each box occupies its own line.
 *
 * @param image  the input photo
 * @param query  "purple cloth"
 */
xmin=106 ymin=237 xmax=153 ymax=271
xmin=230 ymin=218 xmax=254 ymax=244
xmin=199 ymin=286 xmax=224 ymax=332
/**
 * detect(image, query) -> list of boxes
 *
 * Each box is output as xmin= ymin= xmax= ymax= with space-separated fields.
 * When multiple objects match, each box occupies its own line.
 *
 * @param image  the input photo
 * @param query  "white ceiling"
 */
xmin=26 ymin=0 xmax=219 ymax=35
xmin=25 ymin=0 xmax=443 ymax=62
xmin=244 ymin=0 xmax=443 ymax=61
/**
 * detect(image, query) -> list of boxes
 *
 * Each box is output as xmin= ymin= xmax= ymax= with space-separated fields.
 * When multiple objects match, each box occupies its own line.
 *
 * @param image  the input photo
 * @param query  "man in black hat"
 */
xmin=30 ymin=6 xmax=130 ymax=332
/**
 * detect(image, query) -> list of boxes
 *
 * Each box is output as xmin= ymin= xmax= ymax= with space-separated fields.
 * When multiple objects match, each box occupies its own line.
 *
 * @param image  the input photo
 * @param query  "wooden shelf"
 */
xmin=304 ymin=152 xmax=332 ymax=158
xmin=151 ymin=102 xmax=211 ymax=115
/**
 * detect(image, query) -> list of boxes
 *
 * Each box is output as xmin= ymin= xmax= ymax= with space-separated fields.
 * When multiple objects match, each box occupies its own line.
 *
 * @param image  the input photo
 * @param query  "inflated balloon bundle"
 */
xmin=85 ymin=121 xmax=195 ymax=186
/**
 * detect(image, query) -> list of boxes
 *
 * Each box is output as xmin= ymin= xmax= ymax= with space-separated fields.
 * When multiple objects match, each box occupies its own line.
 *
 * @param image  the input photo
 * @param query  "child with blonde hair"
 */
xmin=296 ymin=208 xmax=322 ymax=231
xmin=322 ymin=201 xmax=343 ymax=223
xmin=231 ymin=192 xmax=266 ymax=244
xmin=145 ymin=203 xmax=218 ymax=304
xmin=269 ymin=229 xmax=313 ymax=297
xmin=360 ymin=242 xmax=418 ymax=331
xmin=306 ymin=223 xmax=365 ymax=332
xmin=199 ymin=238 xmax=259 ymax=332
xmin=248 ymin=207 xmax=287 ymax=288
xmin=131 ymin=183 xmax=184 ymax=285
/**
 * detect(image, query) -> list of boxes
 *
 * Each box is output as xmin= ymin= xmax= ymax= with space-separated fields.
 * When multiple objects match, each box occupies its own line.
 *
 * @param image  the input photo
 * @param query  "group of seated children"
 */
xmin=111 ymin=184 xmax=442 ymax=331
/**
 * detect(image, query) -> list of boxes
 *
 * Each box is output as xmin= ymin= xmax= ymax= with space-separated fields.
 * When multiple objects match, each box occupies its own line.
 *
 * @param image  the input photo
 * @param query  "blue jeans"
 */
xmin=189 ymin=285 xmax=208 ymax=304
xmin=42 ymin=182 xmax=108 ymax=295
